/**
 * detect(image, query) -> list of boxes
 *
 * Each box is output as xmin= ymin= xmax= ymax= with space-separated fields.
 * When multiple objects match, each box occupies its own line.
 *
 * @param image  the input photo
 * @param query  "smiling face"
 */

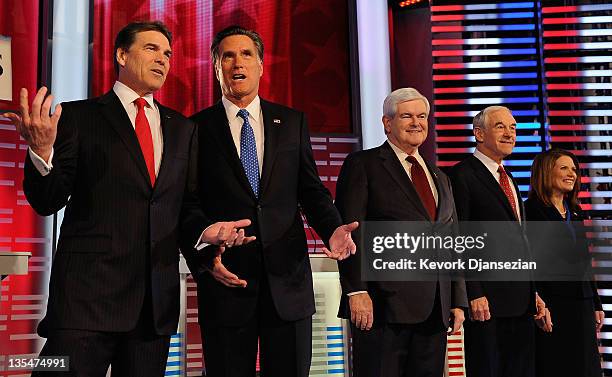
xmin=116 ymin=30 xmax=171 ymax=96
xmin=383 ymin=99 xmax=428 ymax=154
xmin=551 ymin=155 xmax=578 ymax=196
xmin=216 ymin=34 xmax=263 ymax=108
xmin=474 ymin=108 xmax=516 ymax=164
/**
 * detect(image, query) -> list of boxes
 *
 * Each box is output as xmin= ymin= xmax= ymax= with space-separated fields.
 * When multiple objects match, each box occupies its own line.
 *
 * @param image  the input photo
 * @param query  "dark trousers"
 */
xmin=33 ymin=294 xmax=170 ymax=377
xmin=464 ymin=315 xmax=535 ymax=377
xmin=201 ymin=278 xmax=312 ymax=377
xmin=350 ymin=293 xmax=447 ymax=377
xmin=535 ymin=296 xmax=601 ymax=377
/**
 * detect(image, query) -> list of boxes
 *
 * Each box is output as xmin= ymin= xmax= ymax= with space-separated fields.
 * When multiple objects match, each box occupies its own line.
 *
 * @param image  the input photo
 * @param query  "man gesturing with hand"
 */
xmin=4 ymin=21 xmax=253 ymax=376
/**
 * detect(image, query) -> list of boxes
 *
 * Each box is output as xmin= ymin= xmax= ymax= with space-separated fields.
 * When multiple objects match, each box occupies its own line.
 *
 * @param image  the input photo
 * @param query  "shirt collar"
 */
xmin=387 ymin=139 xmax=424 ymax=166
xmin=473 ymin=148 xmax=504 ymax=176
xmin=113 ymin=81 xmax=155 ymax=109
xmin=222 ymin=95 xmax=261 ymax=124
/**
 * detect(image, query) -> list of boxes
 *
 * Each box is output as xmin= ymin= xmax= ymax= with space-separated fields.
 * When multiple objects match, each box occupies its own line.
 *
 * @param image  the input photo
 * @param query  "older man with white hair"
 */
xmin=336 ymin=87 xmax=467 ymax=377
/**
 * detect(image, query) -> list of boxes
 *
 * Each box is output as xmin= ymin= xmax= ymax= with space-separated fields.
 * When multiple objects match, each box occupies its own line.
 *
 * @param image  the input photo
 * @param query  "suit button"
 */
xmin=256 ymin=205 xmax=262 ymax=211
xmin=151 ymin=199 xmax=156 ymax=206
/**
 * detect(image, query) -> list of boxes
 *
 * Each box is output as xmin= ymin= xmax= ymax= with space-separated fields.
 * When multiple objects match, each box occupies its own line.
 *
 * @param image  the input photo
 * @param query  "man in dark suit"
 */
xmin=4 ymin=21 xmax=252 ymax=376
xmin=184 ymin=25 xmax=358 ymax=377
xmin=449 ymin=106 xmax=550 ymax=377
xmin=335 ymin=87 xmax=467 ymax=377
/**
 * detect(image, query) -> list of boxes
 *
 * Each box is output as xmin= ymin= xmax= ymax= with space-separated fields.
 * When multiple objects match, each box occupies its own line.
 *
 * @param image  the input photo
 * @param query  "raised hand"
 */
xmin=323 ymin=221 xmax=359 ymax=260
xmin=3 ymin=87 xmax=62 ymax=162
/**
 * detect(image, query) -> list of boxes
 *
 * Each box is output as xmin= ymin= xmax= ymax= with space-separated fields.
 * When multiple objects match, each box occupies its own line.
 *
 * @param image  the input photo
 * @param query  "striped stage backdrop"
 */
xmin=430 ymin=0 xmax=612 ymax=374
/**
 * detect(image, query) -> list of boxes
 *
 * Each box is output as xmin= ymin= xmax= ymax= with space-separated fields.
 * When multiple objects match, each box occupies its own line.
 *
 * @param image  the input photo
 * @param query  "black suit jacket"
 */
xmin=186 ymin=100 xmax=342 ymax=326
xmin=524 ymin=197 xmax=602 ymax=309
xmin=335 ymin=142 xmax=467 ymax=326
xmin=449 ymin=155 xmax=535 ymax=318
xmin=23 ymin=90 xmax=207 ymax=336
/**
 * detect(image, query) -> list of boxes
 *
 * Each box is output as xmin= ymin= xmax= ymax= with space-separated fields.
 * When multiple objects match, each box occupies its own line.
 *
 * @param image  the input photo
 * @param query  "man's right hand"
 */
xmin=349 ymin=293 xmax=374 ymax=331
xmin=470 ymin=296 xmax=491 ymax=321
xmin=3 ymin=87 xmax=62 ymax=162
xmin=209 ymin=255 xmax=247 ymax=288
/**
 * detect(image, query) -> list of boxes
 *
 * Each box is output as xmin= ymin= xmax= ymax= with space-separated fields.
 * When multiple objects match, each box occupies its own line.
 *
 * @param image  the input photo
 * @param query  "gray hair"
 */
xmin=473 ymin=105 xmax=511 ymax=130
xmin=383 ymin=88 xmax=430 ymax=118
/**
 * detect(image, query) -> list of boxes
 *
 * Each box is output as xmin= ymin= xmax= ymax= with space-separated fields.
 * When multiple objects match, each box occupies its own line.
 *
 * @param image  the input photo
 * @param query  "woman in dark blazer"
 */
xmin=526 ymin=149 xmax=604 ymax=377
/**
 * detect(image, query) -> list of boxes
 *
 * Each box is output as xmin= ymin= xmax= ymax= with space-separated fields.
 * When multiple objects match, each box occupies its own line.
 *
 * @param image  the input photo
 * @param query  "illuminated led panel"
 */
xmin=431 ymin=1 xmax=543 ymax=197
xmin=541 ymin=2 xmax=612 ymax=370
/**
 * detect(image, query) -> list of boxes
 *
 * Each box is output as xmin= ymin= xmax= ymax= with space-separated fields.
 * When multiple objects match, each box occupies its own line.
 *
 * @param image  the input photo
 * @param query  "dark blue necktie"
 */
xmin=238 ymin=109 xmax=260 ymax=197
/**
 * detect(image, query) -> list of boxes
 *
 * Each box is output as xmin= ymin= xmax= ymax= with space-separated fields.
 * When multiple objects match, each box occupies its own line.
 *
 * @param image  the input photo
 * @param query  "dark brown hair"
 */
xmin=113 ymin=21 xmax=172 ymax=75
xmin=210 ymin=25 xmax=264 ymax=70
xmin=529 ymin=148 xmax=581 ymax=211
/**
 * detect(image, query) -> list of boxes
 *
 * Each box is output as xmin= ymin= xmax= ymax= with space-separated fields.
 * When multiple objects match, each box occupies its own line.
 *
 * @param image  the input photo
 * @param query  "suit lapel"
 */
xmin=379 ymin=142 xmax=431 ymax=220
xmin=423 ymin=158 xmax=445 ymax=220
xmin=208 ymin=102 xmax=257 ymax=199
xmin=468 ymin=155 xmax=518 ymax=220
xmin=259 ymin=100 xmax=280 ymax=196
xmin=154 ymin=103 xmax=174 ymax=191
xmin=98 ymin=91 xmax=151 ymax=187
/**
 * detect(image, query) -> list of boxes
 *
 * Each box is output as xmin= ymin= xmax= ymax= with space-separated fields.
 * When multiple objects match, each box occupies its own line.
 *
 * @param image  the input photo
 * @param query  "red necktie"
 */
xmin=406 ymin=156 xmax=436 ymax=220
xmin=134 ymin=98 xmax=155 ymax=186
xmin=497 ymin=165 xmax=518 ymax=220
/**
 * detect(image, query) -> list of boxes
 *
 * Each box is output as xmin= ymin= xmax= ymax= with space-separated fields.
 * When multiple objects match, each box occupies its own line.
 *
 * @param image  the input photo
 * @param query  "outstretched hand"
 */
xmin=323 ymin=221 xmax=359 ymax=260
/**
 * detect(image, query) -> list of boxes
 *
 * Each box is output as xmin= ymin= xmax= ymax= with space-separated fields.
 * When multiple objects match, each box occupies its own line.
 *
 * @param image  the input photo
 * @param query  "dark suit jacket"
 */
xmin=23 ymin=90 xmax=207 ymax=336
xmin=335 ymin=142 xmax=467 ymax=326
xmin=449 ymin=155 xmax=535 ymax=318
xmin=525 ymin=197 xmax=602 ymax=310
xmin=185 ymin=99 xmax=342 ymax=326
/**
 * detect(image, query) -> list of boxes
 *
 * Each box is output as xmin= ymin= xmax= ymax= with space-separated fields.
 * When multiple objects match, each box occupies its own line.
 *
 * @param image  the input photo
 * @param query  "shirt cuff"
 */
xmin=347 ymin=291 xmax=368 ymax=296
xmin=194 ymin=225 xmax=213 ymax=250
xmin=28 ymin=148 xmax=54 ymax=176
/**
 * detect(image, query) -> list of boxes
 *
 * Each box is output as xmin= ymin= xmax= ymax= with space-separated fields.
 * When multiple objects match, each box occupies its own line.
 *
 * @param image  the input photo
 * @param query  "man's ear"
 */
xmin=473 ymin=127 xmax=484 ymax=143
xmin=116 ymin=48 xmax=127 ymax=69
xmin=382 ymin=115 xmax=390 ymax=134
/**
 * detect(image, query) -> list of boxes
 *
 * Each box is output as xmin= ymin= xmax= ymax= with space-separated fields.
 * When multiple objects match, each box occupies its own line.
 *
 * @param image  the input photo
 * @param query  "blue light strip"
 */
xmin=463 ymin=72 xmax=537 ymax=80
xmin=453 ymin=48 xmax=537 ymax=56
xmin=459 ymin=24 xmax=536 ymax=32
xmin=517 ymin=123 xmax=542 ymax=129
xmin=464 ymin=2 xmax=534 ymax=11
xmin=457 ymin=61 xmax=537 ymax=69
xmin=466 ymin=97 xmax=539 ymax=104
xmin=465 ymin=85 xmax=538 ymax=92
xmin=504 ymin=160 xmax=536 ymax=166
xmin=465 ymin=12 xmax=534 ymax=20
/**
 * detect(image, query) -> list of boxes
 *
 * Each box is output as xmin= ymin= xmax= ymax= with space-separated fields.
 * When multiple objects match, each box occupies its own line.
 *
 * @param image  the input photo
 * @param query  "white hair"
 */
xmin=383 ymin=88 xmax=430 ymax=118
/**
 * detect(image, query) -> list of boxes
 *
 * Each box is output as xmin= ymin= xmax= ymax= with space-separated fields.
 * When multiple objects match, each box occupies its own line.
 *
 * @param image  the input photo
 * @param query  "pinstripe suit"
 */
xmin=24 ymin=90 xmax=207 ymax=375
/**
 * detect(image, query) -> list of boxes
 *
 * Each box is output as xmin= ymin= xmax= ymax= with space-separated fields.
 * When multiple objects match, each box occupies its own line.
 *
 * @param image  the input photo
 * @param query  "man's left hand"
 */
xmin=448 ymin=308 xmax=465 ymax=334
xmin=202 ymin=219 xmax=256 ymax=247
xmin=323 ymin=222 xmax=359 ymax=260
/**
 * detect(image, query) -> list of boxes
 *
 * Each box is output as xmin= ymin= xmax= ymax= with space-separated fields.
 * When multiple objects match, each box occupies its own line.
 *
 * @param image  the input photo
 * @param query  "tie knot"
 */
xmin=406 ymin=155 xmax=418 ymax=165
xmin=497 ymin=165 xmax=506 ymax=175
xmin=134 ymin=97 xmax=148 ymax=110
xmin=237 ymin=109 xmax=249 ymax=121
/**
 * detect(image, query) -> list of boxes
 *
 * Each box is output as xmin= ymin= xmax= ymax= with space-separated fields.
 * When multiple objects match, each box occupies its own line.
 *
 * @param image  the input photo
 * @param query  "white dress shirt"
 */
xmin=473 ymin=148 xmax=521 ymax=221
xmin=29 ymin=81 xmax=164 ymax=177
xmin=222 ymin=95 xmax=264 ymax=175
xmin=387 ymin=140 xmax=439 ymax=206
